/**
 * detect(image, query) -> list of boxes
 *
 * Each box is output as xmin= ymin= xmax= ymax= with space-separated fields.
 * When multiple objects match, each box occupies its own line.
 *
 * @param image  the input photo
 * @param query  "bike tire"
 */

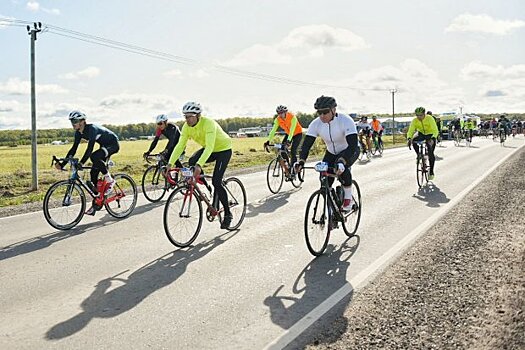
xmin=266 ymin=158 xmax=283 ymax=194
xmin=163 ymin=187 xmax=203 ymax=247
xmin=219 ymin=177 xmax=247 ymax=230
xmin=105 ymin=173 xmax=138 ymax=218
xmin=141 ymin=165 xmax=167 ymax=202
xmin=43 ymin=180 xmax=86 ymax=230
xmin=341 ymin=180 xmax=362 ymax=237
xmin=291 ymin=166 xmax=305 ymax=188
xmin=416 ymin=156 xmax=425 ymax=188
xmin=304 ymin=189 xmax=331 ymax=256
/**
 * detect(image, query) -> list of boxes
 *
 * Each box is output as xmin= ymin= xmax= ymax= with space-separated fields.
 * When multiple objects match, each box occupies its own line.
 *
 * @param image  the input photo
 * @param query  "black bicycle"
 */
xmin=410 ymin=141 xmax=429 ymax=188
xmin=44 ymin=156 xmax=137 ymax=230
xmin=141 ymin=153 xmax=182 ymax=202
xmin=264 ymin=143 xmax=304 ymax=193
xmin=301 ymin=162 xmax=362 ymax=256
xmin=371 ymin=133 xmax=384 ymax=156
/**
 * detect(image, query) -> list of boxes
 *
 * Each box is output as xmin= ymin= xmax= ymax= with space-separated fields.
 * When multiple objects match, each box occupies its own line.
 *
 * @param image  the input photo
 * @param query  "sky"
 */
xmin=0 ymin=0 xmax=524 ymax=130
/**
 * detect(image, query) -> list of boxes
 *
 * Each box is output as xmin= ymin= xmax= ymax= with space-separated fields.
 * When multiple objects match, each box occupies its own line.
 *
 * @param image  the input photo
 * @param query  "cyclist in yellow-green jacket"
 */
xmin=464 ymin=117 xmax=476 ymax=143
xmin=168 ymin=101 xmax=233 ymax=229
xmin=407 ymin=106 xmax=439 ymax=180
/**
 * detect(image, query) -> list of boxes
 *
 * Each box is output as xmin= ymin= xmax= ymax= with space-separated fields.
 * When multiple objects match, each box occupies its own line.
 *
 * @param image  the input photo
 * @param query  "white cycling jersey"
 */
xmin=306 ymin=113 xmax=358 ymax=155
xmin=356 ymin=121 xmax=371 ymax=131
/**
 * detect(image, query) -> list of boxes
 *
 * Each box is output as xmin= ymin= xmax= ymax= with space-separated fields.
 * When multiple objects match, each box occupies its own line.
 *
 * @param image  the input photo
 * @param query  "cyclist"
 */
xmin=167 ymin=102 xmax=233 ymax=229
xmin=56 ymin=110 xmax=120 ymax=215
xmin=497 ymin=115 xmax=508 ymax=139
xmin=407 ymin=107 xmax=439 ymax=180
xmin=370 ymin=116 xmax=384 ymax=149
xmin=427 ymin=111 xmax=442 ymax=142
xmin=263 ymin=105 xmax=303 ymax=179
xmin=464 ymin=117 xmax=476 ymax=143
xmin=295 ymin=95 xmax=359 ymax=212
xmin=356 ymin=116 xmax=372 ymax=155
xmin=450 ymin=116 xmax=462 ymax=141
xmin=143 ymin=114 xmax=183 ymax=167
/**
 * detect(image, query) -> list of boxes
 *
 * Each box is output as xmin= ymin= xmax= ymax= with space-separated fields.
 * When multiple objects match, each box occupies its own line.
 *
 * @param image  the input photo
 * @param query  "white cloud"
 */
xmin=0 ymin=77 xmax=68 ymax=95
xmin=0 ymin=100 xmax=20 ymax=113
xmin=446 ymin=13 xmax=525 ymax=35
xmin=59 ymin=66 xmax=100 ymax=80
xmin=26 ymin=1 xmax=60 ymax=15
xmin=224 ymin=24 xmax=369 ymax=66
xmin=163 ymin=69 xmax=182 ymax=77
xmin=461 ymin=61 xmax=525 ymax=80
xmin=0 ymin=15 xmax=16 ymax=29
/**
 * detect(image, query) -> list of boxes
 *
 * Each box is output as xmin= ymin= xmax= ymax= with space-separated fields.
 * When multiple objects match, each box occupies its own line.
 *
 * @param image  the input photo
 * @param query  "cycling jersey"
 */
xmin=169 ymin=116 xmax=232 ymax=167
xmin=305 ymin=113 xmax=358 ymax=155
xmin=267 ymin=112 xmax=303 ymax=141
xmin=464 ymin=121 xmax=476 ymax=130
xmin=66 ymin=124 xmax=119 ymax=164
xmin=146 ymin=123 xmax=181 ymax=155
xmin=407 ymin=115 xmax=439 ymax=139
xmin=371 ymin=119 xmax=382 ymax=132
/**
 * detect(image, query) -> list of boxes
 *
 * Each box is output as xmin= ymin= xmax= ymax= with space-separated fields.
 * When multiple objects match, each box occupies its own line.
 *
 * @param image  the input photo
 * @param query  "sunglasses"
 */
xmin=184 ymin=113 xmax=197 ymax=119
xmin=157 ymin=122 xmax=164 ymax=126
xmin=416 ymin=114 xmax=424 ymax=117
xmin=317 ymin=109 xmax=331 ymax=116
xmin=70 ymin=118 xmax=82 ymax=125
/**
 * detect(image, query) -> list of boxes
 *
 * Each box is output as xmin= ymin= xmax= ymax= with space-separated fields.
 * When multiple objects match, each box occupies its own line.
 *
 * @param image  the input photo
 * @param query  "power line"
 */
xmin=1 ymin=16 xmax=393 ymax=91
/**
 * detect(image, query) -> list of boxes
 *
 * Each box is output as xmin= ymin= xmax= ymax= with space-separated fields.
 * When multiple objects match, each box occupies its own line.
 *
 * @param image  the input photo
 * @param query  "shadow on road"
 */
xmin=412 ymin=183 xmax=450 ymax=208
xmin=45 ymin=230 xmax=238 ymax=340
xmin=264 ymin=236 xmax=360 ymax=348
xmin=0 ymin=201 xmax=164 ymax=261
xmin=245 ymin=190 xmax=295 ymax=218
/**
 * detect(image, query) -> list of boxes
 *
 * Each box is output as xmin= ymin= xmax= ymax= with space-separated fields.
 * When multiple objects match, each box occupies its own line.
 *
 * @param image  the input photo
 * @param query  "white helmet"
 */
xmin=68 ymin=110 xmax=86 ymax=120
xmin=182 ymin=101 xmax=202 ymax=114
xmin=155 ymin=114 xmax=168 ymax=123
xmin=276 ymin=105 xmax=287 ymax=114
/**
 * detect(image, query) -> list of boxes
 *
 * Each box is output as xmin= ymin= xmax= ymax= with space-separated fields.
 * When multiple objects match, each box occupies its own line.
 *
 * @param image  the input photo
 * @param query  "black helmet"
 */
xmin=426 ymin=111 xmax=433 ymax=115
xmin=314 ymin=95 xmax=337 ymax=110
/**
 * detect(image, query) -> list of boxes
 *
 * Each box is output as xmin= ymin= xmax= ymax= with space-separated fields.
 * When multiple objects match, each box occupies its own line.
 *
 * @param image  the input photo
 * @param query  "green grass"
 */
xmin=0 ymin=135 xmax=405 ymax=207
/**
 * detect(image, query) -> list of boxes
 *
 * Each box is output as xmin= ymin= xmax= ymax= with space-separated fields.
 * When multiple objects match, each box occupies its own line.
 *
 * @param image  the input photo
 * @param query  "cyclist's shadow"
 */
xmin=412 ymin=183 xmax=450 ymax=208
xmin=45 ymin=230 xmax=237 ymax=340
xmin=264 ymin=236 xmax=360 ymax=347
xmin=245 ymin=190 xmax=295 ymax=218
xmin=0 ymin=214 xmax=120 ymax=261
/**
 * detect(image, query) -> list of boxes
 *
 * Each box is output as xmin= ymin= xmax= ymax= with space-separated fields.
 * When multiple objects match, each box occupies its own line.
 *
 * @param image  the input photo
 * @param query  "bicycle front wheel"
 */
xmin=43 ymin=180 xmax=86 ymax=230
xmin=105 ymin=173 xmax=137 ymax=218
xmin=416 ymin=157 xmax=427 ymax=188
xmin=219 ymin=177 xmax=247 ymax=230
xmin=304 ymin=189 xmax=331 ymax=256
xmin=142 ymin=165 xmax=167 ymax=202
xmin=164 ymin=187 xmax=203 ymax=247
xmin=341 ymin=180 xmax=362 ymax=237
xmin=266 ymin=158 xmax=283 ymax=194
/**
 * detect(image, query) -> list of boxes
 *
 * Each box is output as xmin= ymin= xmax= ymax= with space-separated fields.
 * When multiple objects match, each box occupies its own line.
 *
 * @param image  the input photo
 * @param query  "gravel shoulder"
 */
xmin=303 ymin=147 xmax=525 ymax=349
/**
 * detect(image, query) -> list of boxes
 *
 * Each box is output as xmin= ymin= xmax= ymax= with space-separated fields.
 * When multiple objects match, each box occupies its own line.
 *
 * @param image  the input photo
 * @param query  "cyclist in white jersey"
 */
xmin=295 ymin=95 xmax=359 ymax=212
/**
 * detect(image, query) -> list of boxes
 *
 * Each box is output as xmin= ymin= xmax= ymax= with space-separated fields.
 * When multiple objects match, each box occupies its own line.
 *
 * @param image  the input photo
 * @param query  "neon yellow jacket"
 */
xmin=169 ymin=116 xmax=232 ymax=167
xmin=464 ymin=121 xmax=476 ymax=130
xmin=407 ymin=115 xmax=439 ymax=139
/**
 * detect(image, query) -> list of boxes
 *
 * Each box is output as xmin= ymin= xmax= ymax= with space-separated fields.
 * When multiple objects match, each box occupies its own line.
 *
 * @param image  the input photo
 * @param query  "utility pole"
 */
xmin=27 ymin=22 xmax=42 ymax=190
xmin=390 ymin=89 xmax=397 ymax=144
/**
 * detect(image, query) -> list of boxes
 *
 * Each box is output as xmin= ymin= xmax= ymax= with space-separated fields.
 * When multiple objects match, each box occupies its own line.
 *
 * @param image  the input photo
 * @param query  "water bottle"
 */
xmin=335 ymin=186 xmax=344 ymax=207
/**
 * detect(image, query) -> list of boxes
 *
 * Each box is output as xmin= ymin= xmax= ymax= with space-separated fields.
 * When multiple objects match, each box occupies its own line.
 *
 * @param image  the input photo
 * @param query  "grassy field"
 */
xmin=0 ymin=134 xmax=406 ymax=207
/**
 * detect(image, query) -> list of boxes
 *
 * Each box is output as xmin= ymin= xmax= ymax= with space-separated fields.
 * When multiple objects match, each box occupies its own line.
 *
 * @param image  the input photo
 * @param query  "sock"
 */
xmin=343 ymin=186 xmax=352 ymax=200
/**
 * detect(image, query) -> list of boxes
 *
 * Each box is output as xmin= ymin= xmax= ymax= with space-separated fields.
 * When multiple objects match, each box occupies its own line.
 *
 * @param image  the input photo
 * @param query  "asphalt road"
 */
xmin=1 ymin=136 xmax=523 ymax=349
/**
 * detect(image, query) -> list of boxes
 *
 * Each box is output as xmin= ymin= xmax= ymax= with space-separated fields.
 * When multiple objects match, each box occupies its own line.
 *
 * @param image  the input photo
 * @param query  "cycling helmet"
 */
xmin=156 ymin=114 xmax=168 ymax=123
xmin=182 ymin=101 xmax=202 ymax=114
xmin=414 ymin=107 xmax=425 ymax=115
xmin=276 ymin=105 xmax=288 ymax=114
xmin=68 ymin=110 xmax=86 ymax=120
xmin=426 ymin=111 xmax=433 ymax=115
xmin=314 ymin=95 xmax=337 ymax=110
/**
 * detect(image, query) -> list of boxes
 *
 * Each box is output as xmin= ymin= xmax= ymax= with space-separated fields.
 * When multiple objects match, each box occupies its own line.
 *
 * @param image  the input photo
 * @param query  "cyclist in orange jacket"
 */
xmin=263 ymin=105 xmax=303 ymax=177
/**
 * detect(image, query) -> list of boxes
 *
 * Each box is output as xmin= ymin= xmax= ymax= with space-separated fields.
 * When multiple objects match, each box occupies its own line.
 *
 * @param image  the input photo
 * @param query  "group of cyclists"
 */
xmin=56 ymin=96 xmax=521 ymax=227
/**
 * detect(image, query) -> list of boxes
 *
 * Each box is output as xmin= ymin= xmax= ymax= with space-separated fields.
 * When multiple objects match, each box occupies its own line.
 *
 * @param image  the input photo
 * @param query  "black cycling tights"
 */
xmin=90 ymin=145 xmax=119 ymax=184
xmin=281 ymin=133 xmax=302 ymax=166
xmin=189 ymin=148 xmax=232 ymax=216
xmin=322 ymin=148 xmax=360 ymax=188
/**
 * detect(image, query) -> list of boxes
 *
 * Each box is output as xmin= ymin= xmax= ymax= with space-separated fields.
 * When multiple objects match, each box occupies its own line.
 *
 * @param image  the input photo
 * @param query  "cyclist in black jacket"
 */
xmin=143 ymin=114 xmax=183 ymax=167
xmin=56 ymin=110 xmax=120 ymax=215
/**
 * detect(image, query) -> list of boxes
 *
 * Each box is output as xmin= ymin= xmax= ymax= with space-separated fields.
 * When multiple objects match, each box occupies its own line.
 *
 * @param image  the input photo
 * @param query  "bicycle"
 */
xmin=141 ymin=153 xmax=183 ymax=202
xmin=409 ymin=141 xmax=430 ymax=188
xmin=453 ymin=129 xmax=462 ymax=147
xmin=264 ymin=143 xmax=304 ymax=193
xmin=358 ymin=136 xmax=371 ymax=161
xmin=44 ymin=156 xmax=138 ymax=230
xmin=371 ymin=133 xmax=384 ymax=155
xmin=465 ymin=129 xmax=473 ymax=147
xmin=499 ymin=128 xmax=506 ymax=146
xmin=163 ymin=167 xmax=247 ymax=247
xmin=301 ymin=162 xmax=362 ymax=256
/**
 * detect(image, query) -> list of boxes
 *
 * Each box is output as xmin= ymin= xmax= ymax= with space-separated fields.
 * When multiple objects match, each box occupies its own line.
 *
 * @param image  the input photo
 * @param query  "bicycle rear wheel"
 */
xmin=219 ymin=177 xmax=247 ymax=230
xmin=164 ymin=187 xmax=203 ymax=247
xmin=141 ymin=165 xmax=167 ymax=202
xmin=43 ymin=180 xmax=86 ymax=230
xmin=341 ymin=180 xmax=362 ymax=237
xmin=105 ymin=173 xmax=137 ymax=218
xmin=304 ymin=189 xmax=331 ymax=256
xmin=266 ymin=158 xmax=284 ymax=194
xmin=291 ymin=166 xmax=304 ymax=188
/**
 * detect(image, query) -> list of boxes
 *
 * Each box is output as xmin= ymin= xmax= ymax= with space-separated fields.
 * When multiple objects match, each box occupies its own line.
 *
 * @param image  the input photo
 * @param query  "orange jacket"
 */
xmin=371 ymin=119 xmax=382 ymax=132
xmin=268 ymin=112 xmax=303 ymax=141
